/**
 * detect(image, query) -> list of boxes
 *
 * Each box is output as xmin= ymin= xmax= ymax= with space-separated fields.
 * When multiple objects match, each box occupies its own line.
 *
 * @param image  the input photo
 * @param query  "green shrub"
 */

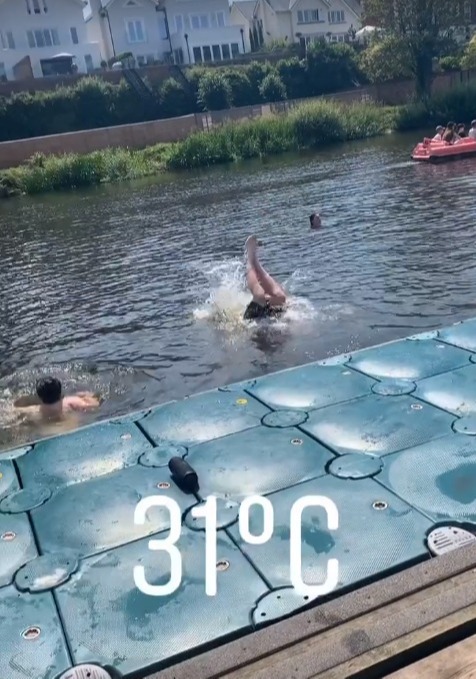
xmin=197 ymin=71 xmax=233 ymax=111
xmin=259 ymin=73 xmax=287 ymax=102
xmin=277 ymin=57 xmax=309 ymax=100
xmin=221 ymin=68 xmax=256 ymax=107
xmin=439 ymin=56 xmax=461 ymax=72
xmin=159 ymin=78 xmax=195 ymax=118
xmin=394 ymin=84 xmax=476 ymax=131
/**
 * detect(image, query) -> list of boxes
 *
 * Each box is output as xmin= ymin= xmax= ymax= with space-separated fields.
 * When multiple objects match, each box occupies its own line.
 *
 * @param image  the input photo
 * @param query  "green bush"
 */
xmin=259 ymin=73 xmax=287 ymax=102
xmin=0 ymin=144 xmax=171 ymax=196
xmin=197 ymin=71 xmax=233 ymax=111
xmin=159 ymin=78 xmax=194 ymax=118
xmin=439 ymin=55 xmax=461 ymax=72
xmin=221 ymin=68 xmax=256 ymax=107
xmin=395 ymin=84 xmax=476 ymax=131
xmin=166 ymin=99 xmax=391 ymax=170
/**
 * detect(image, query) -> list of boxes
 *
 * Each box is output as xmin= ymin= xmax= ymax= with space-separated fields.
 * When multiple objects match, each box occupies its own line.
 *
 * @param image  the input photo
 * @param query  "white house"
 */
xmin=85 ymin=0 xmax=250 ymax=66
xmin=243 ymin=0 xmax=361 ymax=47
xmin=230 ymin=1 xmax=258 ymax=48
xmin=0 ymin=0 xmax=103 ymax=80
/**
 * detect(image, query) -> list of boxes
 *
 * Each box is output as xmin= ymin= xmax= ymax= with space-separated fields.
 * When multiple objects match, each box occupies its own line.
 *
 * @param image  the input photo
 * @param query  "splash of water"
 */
xmin=193 ymin=258 xmax=318 ymax=330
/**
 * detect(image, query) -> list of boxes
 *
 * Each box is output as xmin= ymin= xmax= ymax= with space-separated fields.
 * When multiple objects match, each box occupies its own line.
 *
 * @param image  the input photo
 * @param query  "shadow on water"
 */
xmin=2 ymin=130 xmax=476 ymax=449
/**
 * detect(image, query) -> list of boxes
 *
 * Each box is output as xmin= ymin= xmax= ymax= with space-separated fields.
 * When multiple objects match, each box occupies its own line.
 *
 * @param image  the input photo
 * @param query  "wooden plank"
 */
xmin=148 ymin=545 xmax=476 ymax=679
xmin=382 ymin=633 xmax=476 ymax=679
xmin=216 ymin=571 xmax=476 ymax=679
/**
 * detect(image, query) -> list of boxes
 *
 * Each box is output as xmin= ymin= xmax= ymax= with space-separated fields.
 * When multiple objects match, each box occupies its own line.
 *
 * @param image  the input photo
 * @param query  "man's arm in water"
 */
xmin=64 ymin=394 xmax=100 ymax=410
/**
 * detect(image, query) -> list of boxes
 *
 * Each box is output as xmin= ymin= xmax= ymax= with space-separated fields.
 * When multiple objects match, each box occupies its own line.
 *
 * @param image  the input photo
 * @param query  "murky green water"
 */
xmin=1 ymin=130 xmax=476 ymax=449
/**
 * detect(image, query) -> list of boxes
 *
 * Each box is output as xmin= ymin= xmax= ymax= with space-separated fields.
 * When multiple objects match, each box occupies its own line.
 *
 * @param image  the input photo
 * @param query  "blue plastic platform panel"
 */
xmin=378 ymin=433 xmax=476 ymax=522
xmin=228 ymin=474 xmax=432 ymax=591
xmin=16 ymin=420 xmax=154 ymax=489
xmin=414 ymin=363 xmax=476 ymax=417
xmin=140 ymin=388 xmax=270 ymax=447
xmin=24 ymin=464 xmax=198 ymax=558
xmin=246 ymin=362 xmax=375 ymax=412
xmin=438 ymin=318 xmax=476 ymax=353
xmin=0 ymin=512 xmax=37 ymax=588
xmin=186 ymin=422 xmax=335 ymax=500
xmin=54 ymin=528 xmax=269 ymax=676
xmin=347 ymin=337 xmax=472 ymax=380
xmin=300 ymin=393 xmax=456 ymax=457
xmin=0 ymin=585 xmax=71 ymax=679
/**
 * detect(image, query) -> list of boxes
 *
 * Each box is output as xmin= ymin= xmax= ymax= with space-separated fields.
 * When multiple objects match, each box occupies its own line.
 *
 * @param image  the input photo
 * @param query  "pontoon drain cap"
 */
xmin=58 ymin=665 xmax=113 ymax=679
xmin=427 ymin=526 xmax=476 ymax=556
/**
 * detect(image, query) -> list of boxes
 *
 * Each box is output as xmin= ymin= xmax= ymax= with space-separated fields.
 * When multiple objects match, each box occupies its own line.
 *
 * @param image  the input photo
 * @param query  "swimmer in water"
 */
xmin=15 ymin=376 xmax=100 ymax=420
xmin=243 ymin=235 xmax=287 ymax=320
xmin=310 ymin=213 xmax=321 ymax=230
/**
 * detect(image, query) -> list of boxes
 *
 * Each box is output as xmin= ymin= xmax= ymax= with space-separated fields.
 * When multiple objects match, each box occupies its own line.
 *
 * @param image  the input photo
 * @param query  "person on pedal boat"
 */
xmin=243 ymin=236 xmax=287 ymax=321
xmin=432 ymin=126 xmax=444 ymax=141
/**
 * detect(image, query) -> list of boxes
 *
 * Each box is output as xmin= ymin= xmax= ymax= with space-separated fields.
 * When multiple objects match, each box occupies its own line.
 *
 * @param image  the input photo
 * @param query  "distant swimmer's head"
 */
xmin=36 ymin=376 xmax=62 ymax=405
xmin=310 ymin=212 xmax=321 ymax=230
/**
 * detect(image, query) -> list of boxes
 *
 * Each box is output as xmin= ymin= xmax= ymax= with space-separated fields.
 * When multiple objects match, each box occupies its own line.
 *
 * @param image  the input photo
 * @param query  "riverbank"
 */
xmin=0 ymin=100 xmax=396 ymax=198
xmin=1 ymin=84 xmax=475 ymax=198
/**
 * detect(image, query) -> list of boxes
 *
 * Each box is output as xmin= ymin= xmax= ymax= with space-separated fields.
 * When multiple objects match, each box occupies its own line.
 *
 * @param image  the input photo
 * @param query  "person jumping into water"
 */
xmin=243 ymin=235 xmax=287 ymax=320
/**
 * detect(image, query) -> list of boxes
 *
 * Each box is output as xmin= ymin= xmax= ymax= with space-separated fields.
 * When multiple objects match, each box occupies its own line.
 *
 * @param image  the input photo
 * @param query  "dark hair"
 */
xmin=309 ymin=213 xmax=319 ymax=225
xmin=36 ymin=376 xmax=62 ymax=404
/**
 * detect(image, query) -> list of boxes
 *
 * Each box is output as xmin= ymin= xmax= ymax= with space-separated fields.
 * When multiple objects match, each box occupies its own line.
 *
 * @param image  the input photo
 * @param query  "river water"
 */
xmin=1 ymin=131 xmax=476 ymax=450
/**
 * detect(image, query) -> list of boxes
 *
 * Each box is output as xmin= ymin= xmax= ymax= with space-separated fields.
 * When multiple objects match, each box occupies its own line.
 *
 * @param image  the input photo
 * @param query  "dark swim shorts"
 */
xmin=243 ymin=300 xmax=284 ymax=320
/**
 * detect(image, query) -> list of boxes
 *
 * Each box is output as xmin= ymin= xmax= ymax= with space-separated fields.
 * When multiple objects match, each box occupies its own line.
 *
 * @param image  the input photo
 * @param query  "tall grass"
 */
xmin=165 ymin=100 xmax=395 ymax=170
xmin=0 ymin=145 xmax=170 ymax=197
xmin=395 ymin=84 xmax=476 ymax=131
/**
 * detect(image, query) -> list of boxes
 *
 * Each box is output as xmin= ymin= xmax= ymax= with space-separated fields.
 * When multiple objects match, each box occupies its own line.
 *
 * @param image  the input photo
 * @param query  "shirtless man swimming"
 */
xmin=16 ymin=376 xmax=100 ymax=420
xmin=243 ymin=235 xmax=287 ymax=320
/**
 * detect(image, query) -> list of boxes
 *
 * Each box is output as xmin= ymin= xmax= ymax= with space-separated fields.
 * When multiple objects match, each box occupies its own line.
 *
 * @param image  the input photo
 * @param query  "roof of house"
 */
xmin=232 ymin=0 xmax=258 ymax=20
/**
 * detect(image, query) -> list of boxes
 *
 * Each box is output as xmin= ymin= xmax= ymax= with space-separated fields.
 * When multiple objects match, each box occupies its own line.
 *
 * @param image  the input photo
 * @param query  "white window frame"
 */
xmin=27 ymin=28 xmax=60 ymax=48
xmin=211 ymin=11 xmax=226 ymax=28
xmin=1 ymin=31 xmax=15 ymax=49
xmin=328 ymin=10 xmax=345 ymax=23
xmin=190 ymin=14 xmax=210 ymax=29
xmin=297 ymin=9 xmax=319 ymax=24
xmin=125 ymin=18 xmax=146 ymax=44
xmin=174 ymin=14 xmax=184 ymax=32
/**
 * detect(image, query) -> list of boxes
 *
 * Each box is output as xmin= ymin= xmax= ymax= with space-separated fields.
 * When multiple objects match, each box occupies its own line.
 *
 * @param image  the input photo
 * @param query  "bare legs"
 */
xmin=245 ymin=236 xmax=286 ymax=307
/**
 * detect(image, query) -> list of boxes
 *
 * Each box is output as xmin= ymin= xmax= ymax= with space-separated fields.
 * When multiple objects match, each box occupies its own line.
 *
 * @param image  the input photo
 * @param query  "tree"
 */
xmin=363 ymin=0 xmax=459 ymax=97
xmin=197 ymin=71 xmax=233 ymax=111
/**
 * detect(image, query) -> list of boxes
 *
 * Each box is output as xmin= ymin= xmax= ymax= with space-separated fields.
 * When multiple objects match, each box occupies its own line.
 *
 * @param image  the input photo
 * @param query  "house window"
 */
xmin=221 ymin=43 xmax=230 ymax=59
xmin=84 ymin=54 xmax=94 ymax=72
xmin=158 ymin=16 xmax=168 ymax=40
xmin=211 ymin=11 xmax=226 ymax=27
xmin=137 ymin=55 xmax=146 ymax=66
xmin=0 ymin=31 xmax=15 ymax=49
xmin=231 ymin=42 xmax=239 ymax=57
xmin=203 ymin=45 xmax=212 ymax=61
xmin=175 ymin=15 xmax=183 ymax=32
xmin=0 ymin=62 xmax=6 ymax=80
xmin=193 ymin=46 xmax=202 ymax=63
xmin=328 ymin=10 xmax=345 ymax=23
xmin=126 ymin=19 xmax=146 ymax=43
xmin=25 ymin=0 xmax=47 ymax=14
xmin=212 ymin=44 xmax=221 ymax=60
xmin=191 ymin=14 xmax=209 ymax=29
xmin=27 ymin=28 xmax=60 ymax=47
xmin=70 ymin=27 xmax=79 ymax=44
xmin=173 ymin=47 xmax=184 ymax=64
xmin=297 ymin=9 xmax=319 ymax=23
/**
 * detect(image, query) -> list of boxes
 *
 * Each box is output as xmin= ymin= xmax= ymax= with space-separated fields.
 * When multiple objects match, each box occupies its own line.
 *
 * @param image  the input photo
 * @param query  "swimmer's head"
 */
xmin=36 ymin=376 xmax=62 ymax=405
xmin=436 ymin=125 xmax=444 ymax=133
xmin=310 ymin=213 xmax=321 ymax=230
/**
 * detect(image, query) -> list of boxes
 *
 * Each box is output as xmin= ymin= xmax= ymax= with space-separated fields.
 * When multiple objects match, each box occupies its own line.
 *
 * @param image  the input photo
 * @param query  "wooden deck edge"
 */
xmin=144 ymin=542 xmax=476 ymax=679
